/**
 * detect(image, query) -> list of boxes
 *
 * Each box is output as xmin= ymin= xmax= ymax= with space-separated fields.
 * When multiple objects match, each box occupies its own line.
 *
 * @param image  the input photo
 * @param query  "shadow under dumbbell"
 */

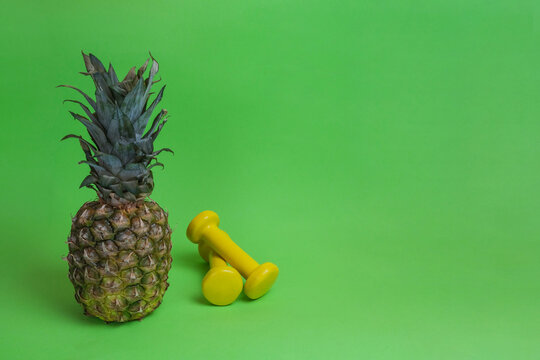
xmin=237 ymin=292 xmax=252 ymax=302
xmin=192 ymin=295 xmax=209 ymax=305
xmin=174 ymin=250 xmax=215 ymax=306
xmin=174 ymin=250 xmax=208 ymax=274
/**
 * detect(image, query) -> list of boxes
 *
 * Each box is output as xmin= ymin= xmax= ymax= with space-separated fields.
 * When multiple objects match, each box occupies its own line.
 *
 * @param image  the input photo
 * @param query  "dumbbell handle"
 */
xmin=202 ymin=226 xmax=259 ymax=278
xmin=208 ymin=249 xmax=226 ymax=268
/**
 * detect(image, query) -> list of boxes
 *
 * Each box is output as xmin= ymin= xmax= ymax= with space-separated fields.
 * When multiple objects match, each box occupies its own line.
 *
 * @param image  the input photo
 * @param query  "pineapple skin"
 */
xmin=67 ymin=200 xmax=172 ymax=322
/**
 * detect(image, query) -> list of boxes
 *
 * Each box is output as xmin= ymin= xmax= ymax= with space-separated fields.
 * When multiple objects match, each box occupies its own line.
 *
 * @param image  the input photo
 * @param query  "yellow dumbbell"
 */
xmin=187 ymin=211 xmax=279 ymax=299
xmin=197 ymin=241 xmax=212 ymax=262
xmin=198 ymin=242 xmax=243 ymax=306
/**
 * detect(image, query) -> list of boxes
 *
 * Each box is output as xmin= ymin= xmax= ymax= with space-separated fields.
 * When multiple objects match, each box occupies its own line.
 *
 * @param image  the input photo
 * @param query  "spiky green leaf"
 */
xmin=148 ymin=162 xmax=164 ymax=170
xmin=109 ymin=183 xmax=124 ymax=197
xmin=121 ymin=76 xmax=146 ymax=122
xmin=150 ymin=118 xmax=167 ymax=142
xmin=150 ymin=148 xmax=174 ymax=158
xmin=58 ymin=85 xmax=97 ymax=111
xmin=63 ymin=99 xmax=97 ymax=123
xmin=97 ymin=153 xmax=123 ymax=174
xmin=95 ymin=89 xmax=115 ymax=128
xmin=80 ymin=175 xmax=97 ymax=188
xmin=136 ymin=86 xmax=165 ymax=134
xmin=98 ymin=174 xmax=119 ymax=187
xmin=117 ymin=166 xmax=147 ymax=180
xmin=69 ymin=112 xmax=109 ymax=151
xmin=61 ymin=134 xmax=97 ymax=152
xmin=143 ymin=57 xmax=159 ymax=100
xmin=108 ymin=63 xmax=119 ymax=84
xmin=89 ymin=53 xmax=106 ymax=73
xmin=79 ymin=160 xmax=106 ymax=173
xmin=138 ymin=58 xmax=149 ymax=78
xmin=123 ymin=180 xmax=139 ymax=193
xmin=113 ymin=141 xmax=136 ymax=165
xmin=107 ymin=107 xmax=135 ymax=143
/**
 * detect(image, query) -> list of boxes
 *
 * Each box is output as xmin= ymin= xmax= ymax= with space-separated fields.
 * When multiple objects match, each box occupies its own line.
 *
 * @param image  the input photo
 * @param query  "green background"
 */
xmin=1 ymin=0 xmax=539 ymax=359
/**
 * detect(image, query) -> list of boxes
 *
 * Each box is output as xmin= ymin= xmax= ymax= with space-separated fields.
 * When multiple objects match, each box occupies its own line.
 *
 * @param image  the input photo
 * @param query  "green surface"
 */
xmin=1 ymin=1 xmax=539 ymax=359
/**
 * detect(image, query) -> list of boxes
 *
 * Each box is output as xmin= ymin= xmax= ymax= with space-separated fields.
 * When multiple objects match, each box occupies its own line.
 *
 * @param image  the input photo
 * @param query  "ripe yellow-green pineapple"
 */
xmin=61 ymin=53 xmax=172 ymax=322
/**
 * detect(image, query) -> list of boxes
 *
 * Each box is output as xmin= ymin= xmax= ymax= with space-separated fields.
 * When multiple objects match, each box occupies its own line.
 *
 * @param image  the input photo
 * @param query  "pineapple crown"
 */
xmin=60 ymin=52 xmax=172 ymax=206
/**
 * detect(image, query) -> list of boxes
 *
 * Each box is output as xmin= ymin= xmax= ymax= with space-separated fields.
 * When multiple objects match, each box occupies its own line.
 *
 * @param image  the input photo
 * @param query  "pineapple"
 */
xmin=61 ymin=52 xmax=173 ymax=322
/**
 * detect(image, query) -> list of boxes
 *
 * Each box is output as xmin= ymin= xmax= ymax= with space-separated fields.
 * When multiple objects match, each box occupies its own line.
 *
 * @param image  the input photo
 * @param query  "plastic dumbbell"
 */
xmin=187 ymin=211 xmax=279 ymax=299
xmin=199 ymin=241 xmax=243 ymax=306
